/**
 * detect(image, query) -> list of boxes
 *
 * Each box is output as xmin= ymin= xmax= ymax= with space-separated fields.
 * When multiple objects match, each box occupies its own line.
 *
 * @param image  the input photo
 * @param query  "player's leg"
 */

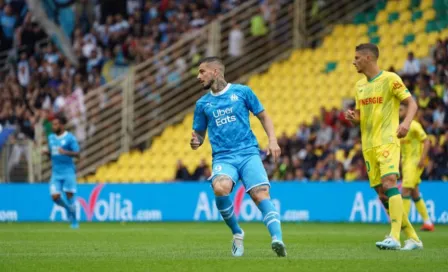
xmin=241 ymin=155 xmax=286 ymax=257
xmin=50 ymin=176 xmax=69 ymax=211
xmin=377 ymin=144 xmax=421 ymax=250
xmin=210 ymin=163 xmax=244 ymax=257
xmin=411 ymin=185 xmax=434 ymax=231
xmin=63 ymin=175 xmax=78 ymax=229
xmin=401 ymin=166 xmax=414 ymax=216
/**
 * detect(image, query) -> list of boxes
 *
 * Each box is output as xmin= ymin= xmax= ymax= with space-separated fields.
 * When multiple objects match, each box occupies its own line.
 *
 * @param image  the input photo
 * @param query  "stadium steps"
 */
xmin=80 ymin=0 xmax=448 ymax=183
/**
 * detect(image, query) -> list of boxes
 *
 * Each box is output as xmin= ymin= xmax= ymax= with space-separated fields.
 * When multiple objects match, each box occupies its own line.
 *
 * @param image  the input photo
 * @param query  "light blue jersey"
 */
xmin=48 ymin=131 xmax=79 ymax=176
xmin=193 ymin=83 xmax=269 ymax=192
xmin=193 ymin=83 xmax=264 ymax=157
xmin=48 ymin=131 xmax=79 ymax=194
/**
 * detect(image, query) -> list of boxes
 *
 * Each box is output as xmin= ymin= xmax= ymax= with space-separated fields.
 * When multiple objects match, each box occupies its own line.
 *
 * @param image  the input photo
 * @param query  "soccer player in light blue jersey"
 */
xmin=44 ymin=115 xmax=80 ymax=229
xmin=191 ymin=57 xmax=286 ymax=257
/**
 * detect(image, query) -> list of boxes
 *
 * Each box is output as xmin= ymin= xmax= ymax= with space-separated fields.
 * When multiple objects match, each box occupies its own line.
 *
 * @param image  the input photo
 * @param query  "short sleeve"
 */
xmin=390 ymin=73 xmax=411 ymax=101
xmin=243 ymin=86 xmax=264 ymax=115
xmin=414 ymin=122 xmax=427 ymax=141
xmin=192 ymin=102 xmax=207 ymax=132
xmin=355 ymin=87 xmax=360 ymax=110
xmin=69 ymin=135 xmax=80 ymax=152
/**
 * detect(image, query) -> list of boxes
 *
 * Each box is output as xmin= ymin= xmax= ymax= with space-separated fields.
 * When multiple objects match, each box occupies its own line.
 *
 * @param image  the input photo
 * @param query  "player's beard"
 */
xmin=203 ymin=79 xmax=214 ymax=90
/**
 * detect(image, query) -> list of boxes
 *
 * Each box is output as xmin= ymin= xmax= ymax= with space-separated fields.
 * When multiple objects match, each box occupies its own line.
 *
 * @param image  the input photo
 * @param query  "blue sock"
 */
xmin=215 ymin=195 xmax=242 ymax=235
xmin=54 ymin=197 xmax=69 ymax=210
xmin=258 ymin=199 xmax=283 ymax=241
xmin=66 ymin=196 xmax=77 ymax=223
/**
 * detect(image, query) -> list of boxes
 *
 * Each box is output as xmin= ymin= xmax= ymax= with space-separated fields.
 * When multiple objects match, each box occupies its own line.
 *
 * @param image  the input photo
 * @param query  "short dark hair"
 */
xmin=55 ymin=115 xmax=67 ymax=125
xmin=355 ymin=43 xmax=379 ymax=59
xmin=198 ymin=56 xmax=223 ymax=65
xmin=198 ymin=56 xmax=225 ymax=73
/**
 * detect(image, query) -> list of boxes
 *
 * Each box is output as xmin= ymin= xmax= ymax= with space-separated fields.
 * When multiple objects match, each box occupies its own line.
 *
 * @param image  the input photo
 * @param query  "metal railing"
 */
xmin=34 ymin=0 xmax=374 ymax=180
xmin=0 ymin=137 xmax=34 ymax=183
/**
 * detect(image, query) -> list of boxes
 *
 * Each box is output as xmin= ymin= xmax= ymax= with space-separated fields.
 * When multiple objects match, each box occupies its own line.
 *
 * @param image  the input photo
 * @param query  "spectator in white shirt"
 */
xmin=402 ymin=52 xmax=420 ymax=77
xmin=228 ymin=21 xmax=244 ymax=57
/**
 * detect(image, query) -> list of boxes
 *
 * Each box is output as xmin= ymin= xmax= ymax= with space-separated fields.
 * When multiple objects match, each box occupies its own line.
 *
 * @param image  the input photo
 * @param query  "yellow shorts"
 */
xmin=402 ymin=161 xmax=424 ymax=189
xmin=363 ymin=143 xmax=401 ymax=188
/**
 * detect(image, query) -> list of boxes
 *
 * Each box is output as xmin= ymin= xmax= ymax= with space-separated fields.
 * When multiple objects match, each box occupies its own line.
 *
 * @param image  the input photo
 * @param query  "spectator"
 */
xmin=228 ymin=21 xmax=244 ymax=58
xmin=402 ymin=52 xmax=420 ymax=79
xmin=294 ymin=168 xmax=308 ymax=182
xmin=192 ymin=159 xmax=210 ymax=181
xmin=175 ymin=160 xmax=191 ymax=180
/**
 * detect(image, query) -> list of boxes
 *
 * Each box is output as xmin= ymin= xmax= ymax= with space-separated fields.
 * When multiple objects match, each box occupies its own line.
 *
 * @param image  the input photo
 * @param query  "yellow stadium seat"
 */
xmin=423 ymin=9 xmax=436 ymax=21
xmin=400 ymin=11 xmax=412 ymax=22
xmin=420 ymin=0 xmax=432 ymax=10
xmin=385 ymin=1 xmax=399 ymax=12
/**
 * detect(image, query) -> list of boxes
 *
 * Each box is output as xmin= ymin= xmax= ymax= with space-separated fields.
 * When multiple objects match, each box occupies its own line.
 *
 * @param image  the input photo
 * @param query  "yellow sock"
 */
xmin=386 ymin=188 xmax=403 ymax=241
xmin=402 ymin=196 xmax=411 ymax=216
xmin=414 ymin=197 xmax=431 ymax=223
xmin=401 ymin=211 xmax=420 ymax=242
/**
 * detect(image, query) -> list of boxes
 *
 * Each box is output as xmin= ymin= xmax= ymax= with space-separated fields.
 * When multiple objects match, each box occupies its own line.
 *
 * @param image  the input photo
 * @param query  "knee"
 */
xmin=381 ymin=175 xmax=397 ymax=191
xmin=249 ymin=185 xmax=270 ymax=205
xmin=51 ymin=194 xmax=60 ymax=202
xmin=401 ymin=188 xmax=412 ymax=197
xmin=212 ymin=175 xmax=233 ymax=196
xmin=66 ymin=192 xmax=74 ymax=200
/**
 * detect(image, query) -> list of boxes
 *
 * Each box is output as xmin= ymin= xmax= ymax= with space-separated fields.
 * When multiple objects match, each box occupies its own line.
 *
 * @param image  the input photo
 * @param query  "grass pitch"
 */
xmin=0 ymin=222 xmax=447 ymax=272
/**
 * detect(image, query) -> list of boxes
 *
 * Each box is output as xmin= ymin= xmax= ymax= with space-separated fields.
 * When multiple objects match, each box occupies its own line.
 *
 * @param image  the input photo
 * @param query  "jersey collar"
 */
xmin=210 ymin=83 xmax=231 ymax=96
xmin=56 ymin=131 xmax=67 ymax=139
xmin=368 ymin=71 xmax=383 ymax=82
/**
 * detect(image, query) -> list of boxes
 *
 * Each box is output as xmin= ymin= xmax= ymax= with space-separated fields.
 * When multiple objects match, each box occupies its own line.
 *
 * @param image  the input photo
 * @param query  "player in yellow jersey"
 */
xmin=399 ymin=104 xmax=434 ymax=231
xmin=345 ymin=43 xmax=423 ymax=250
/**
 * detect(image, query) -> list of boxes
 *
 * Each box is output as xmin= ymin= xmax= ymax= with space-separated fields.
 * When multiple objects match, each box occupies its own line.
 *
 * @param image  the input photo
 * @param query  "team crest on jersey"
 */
xmin=382 ymin=150 xmax=390 ymax=158
xmin=61 ymin=140 xmax=66 ymax=145
xmin=230 ymin=94 xmax=239 ymax=101
xmin=392 ymin=81 xmax=403 ymax=91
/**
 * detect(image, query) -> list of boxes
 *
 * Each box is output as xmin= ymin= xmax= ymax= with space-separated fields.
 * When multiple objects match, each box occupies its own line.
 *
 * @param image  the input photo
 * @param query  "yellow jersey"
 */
xmin=355 ymin=71 xmax=411 ymax=150
xmin=400 ymin=120 xmax=427 ymax=164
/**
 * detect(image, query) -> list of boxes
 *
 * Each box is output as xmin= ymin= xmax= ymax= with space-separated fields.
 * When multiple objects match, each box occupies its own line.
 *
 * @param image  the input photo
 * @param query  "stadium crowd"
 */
xmin=0 ymin=0 xmax=277 ymax=142
xmin=177 ymin=38 xmax=448 ymax=182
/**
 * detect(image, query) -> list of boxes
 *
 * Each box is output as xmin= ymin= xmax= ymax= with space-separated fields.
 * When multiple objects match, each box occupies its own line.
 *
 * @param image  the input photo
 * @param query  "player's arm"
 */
xmin=59 ymin=135 xmax=80 ymax=158
xmin=256 ymin=110 xmax=281 ymax=162
xmin=397 ymin=96 xmax=418 ymax=138
xmin=191 ymin=130 xmax=206 ymax=150
xmin=418 ymin=138 xmax=430 ymax=168
xmin=191 ymin=102 xmax=207 ymax=150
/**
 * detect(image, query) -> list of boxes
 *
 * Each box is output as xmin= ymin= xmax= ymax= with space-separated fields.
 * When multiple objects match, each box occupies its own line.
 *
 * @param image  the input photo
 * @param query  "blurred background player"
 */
xmin=345 ymin=43 xmax=422 ymax=250
xmin=190 ymin=57 xmax=286 ymax=257
xmin=44 ymin=115 xmax=80 ymax=229
xmin=399 ymin=104 xmax=434 ymax=231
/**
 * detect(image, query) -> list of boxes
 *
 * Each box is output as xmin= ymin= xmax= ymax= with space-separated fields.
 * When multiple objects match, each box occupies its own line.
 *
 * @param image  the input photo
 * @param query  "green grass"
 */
xmin=0 ymin=223 xmax=447 ymax=272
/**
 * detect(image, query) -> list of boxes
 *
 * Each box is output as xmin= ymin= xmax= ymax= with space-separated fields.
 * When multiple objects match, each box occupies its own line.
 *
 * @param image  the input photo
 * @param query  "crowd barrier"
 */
xmin=0 ymin=182 xmax=447 ymax=223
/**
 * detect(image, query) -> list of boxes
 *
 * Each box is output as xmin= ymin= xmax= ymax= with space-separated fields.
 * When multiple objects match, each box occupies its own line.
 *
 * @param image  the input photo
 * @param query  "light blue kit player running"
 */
xmin=191 ymin=57 xmax=286 ymax=257
xmin=44 ymin=115 xmax=80 ymax=229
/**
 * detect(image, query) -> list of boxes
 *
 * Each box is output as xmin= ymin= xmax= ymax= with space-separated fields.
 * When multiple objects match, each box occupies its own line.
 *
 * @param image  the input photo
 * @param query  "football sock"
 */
xmin=215 ymin=195 xmax=243 ymax=235
xmin=401 ymin=210 xmax=420 ymax=242
xmin=54 ymin=197 xmax=69 ymax=210
xmin=386 ymin=188 xmax=403 ymax=241
xmin=414 ymin=196 xmax=432 ymax=224
xmin=257 ymin=199 xmax=283 ymax=241
xmin=66 ymin=196 xmax=77 ymax=223
xmin=402 ymin=195 xmax=411 ymax=216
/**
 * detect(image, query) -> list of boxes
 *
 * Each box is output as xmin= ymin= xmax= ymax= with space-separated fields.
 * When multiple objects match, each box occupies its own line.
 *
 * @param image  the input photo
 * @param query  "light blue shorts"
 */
xmin=210 ymin=151 xmax=270 ymax=193
xmin=49 ymin=175 xmax=77 ymax=195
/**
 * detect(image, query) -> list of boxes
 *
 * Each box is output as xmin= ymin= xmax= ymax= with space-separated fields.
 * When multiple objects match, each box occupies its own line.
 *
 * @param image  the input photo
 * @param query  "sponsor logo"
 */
xmin=50 ymin=184 xmax=162 ymax=222
xmin=392 ymin=81 xmax=403 ymax=91
xmin=0 ymin=210 xmax=18 ymax=221
xmin=358 ymin=96 xmax=383 ymax=106
xmin=212 ymin=107 xmax=237 ymax=127
xmin=214 ymin=165 xmax=222 ymax=172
